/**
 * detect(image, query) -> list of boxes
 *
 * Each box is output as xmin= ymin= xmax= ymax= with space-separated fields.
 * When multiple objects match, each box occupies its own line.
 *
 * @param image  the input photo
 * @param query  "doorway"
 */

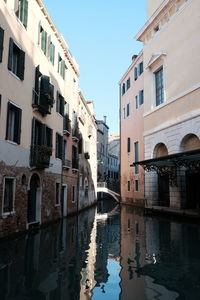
xmin=158 ymin=174 xmax=170 ymax=207
xmin=185 ymin=171 xmax=200 ymax=209
xmin=28 ymin=174 xmax=41 ymax=224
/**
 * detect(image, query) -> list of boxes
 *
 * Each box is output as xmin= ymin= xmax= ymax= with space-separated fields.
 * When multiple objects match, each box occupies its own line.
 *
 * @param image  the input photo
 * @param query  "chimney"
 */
xmin=103 ymin=116 xmax=107 ymax=124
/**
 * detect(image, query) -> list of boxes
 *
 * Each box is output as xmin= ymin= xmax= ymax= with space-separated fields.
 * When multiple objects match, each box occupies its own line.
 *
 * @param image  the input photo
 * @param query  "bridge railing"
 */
xmin=97 ymin=182 xmax=107 ymax=188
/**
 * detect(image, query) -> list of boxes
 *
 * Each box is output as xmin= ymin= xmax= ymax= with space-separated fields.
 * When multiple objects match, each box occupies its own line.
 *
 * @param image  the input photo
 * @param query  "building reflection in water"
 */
xmin=1 ymin=201 xmax=200 ymax=299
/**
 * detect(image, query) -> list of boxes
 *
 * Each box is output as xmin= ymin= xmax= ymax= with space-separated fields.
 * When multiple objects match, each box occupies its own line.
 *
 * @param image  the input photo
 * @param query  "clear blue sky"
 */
xmin=43 ymin=0 xmax=146 ymax=134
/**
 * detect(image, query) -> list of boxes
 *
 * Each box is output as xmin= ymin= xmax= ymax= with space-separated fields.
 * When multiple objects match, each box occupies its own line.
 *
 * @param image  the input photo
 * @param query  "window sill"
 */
xmin=2 ymin=211 xmax=16 ymax=218
xmin=8 ymin=70 xmax=21 ymax=81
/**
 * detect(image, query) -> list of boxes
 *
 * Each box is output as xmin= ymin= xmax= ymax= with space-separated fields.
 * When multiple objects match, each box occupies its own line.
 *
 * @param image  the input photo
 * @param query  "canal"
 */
xmin=0 ymin=199 xmax=200 ymax=300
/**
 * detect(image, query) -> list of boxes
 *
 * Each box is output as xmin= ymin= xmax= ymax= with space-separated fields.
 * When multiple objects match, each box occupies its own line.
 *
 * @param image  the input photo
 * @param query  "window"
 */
xmin=135 ymin=95 xmax=138 ymax=109
xmin=123 ymin=107 xmax=126 ymax=119
xmin=122 ymin=83 xmax=126 ymax=95
xmin=3 ymin=178 xmax=15 ymax=214
xmin=39 ymin=25 xmax=47 ymax=55
xmin=0 ymin=27 xmax=4 ymax=62
xmin=135 ymin=180 xmax=139 ymax=191
xmin=126 ymin=78 xmax=130 ymax=90
xmin=139 ymin=90 xmax=144 ymax=105
xmin=128 ymin=181 xmax=130 ymax=191
xmin=127 ymin=103 xmax=130 ymax=117
xmin=58 ymin=54 xmax=66 ymax=79
xmin=14 ymin=0 xmax=29 ymax=28
xmin=155 ymin=68 xmax=164 ymax=106
xmin=138 ymin=62 xmax=143 ymax=75
xmin=72 ymin=186 xmax=76 ymax=203
xmin=56 ymin=133 xmax=63 ymax=160
xmin=8 ymin=38 xmax=25 ymax=80
xmin=72 ymin=145 xmax=78 ymax=169
xmin=127 ymin=137 xmax=131 ymax=152
xmin=134 ymin=67 xmax=138 ymax=80
xmin=134 ymin=141 xmax=139 ymax=174
xmin=6 ymin=102 xmax=22 ymax=144
xmin=56 ymin=92 xmax=64 ymax=116
xmin=47 ymin=36 xmax=55 ymax=65
xmin=55 ymin=182 xmax=60 ymax=205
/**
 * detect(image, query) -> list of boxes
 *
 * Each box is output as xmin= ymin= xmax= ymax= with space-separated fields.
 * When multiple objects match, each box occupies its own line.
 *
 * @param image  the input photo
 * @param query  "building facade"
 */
xmin=0 ymin=0 xmax=97 ymax=237
xmin=119 ymin=52 xmax=145 ymax=206
xmin=78 ymin=94 xmax=97 ymax=211
xmin=96 ymin=117 xmax=109 ymax=183
xmin=135 ymin=0 xmax=200 ymax=210
xmin=107 ymin=134 xmax=120 ymax=192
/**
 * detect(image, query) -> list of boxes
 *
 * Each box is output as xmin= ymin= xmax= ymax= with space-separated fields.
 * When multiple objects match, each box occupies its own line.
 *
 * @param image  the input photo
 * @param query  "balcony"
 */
xmin=63 ymin=115 xmax=71 ymax=136
xmin=32 ymin=89 xmax=53 ymax=115
xmin=63 ymin=159 xmax=71 ymax=170
xmin=30 ymin=145 xmax=52 ymax=168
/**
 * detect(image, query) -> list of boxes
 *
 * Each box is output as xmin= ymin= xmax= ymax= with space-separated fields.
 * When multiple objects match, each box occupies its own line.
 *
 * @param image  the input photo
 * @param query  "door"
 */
xmin=28 ymin=174 xmax=41 ymax=224
xmin=186 ymin=171 xmax=200 ymax=209
xmin=158 ymin=174 xmax=169 ymax=207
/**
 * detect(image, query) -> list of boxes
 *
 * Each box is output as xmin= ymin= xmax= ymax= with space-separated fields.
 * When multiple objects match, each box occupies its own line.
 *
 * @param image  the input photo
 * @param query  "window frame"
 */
xmin=155 ymin=67 xmax=164 ymax=107
xmin=6 ymin=101 xmax=22 ymax=144
xmin=8 ymin=38 xmax=25 ymax=80
xmin=2 ymin=177 xmax=16 ymax=216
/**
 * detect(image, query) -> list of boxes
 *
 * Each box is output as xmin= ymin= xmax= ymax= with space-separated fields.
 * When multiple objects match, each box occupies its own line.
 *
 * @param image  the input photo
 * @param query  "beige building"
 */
xmin=0 ymin=0 xmax=97 ymax=236
xmin=119 ymin=52 xmax=145 ymax=206
xmin=134 ymin=0 xmax=200 ymax=210
xmin=78 ymin=93 xmax=97 ymax=210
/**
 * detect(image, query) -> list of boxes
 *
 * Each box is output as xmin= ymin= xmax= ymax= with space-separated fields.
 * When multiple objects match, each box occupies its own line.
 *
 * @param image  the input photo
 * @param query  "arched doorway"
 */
xmin=154 ymin=143 xmax=170 ymax=207
xmin=28 ymin=174 xmax=41 ymax=224
xmin=181 ymin=134 xmax=200 ymax=209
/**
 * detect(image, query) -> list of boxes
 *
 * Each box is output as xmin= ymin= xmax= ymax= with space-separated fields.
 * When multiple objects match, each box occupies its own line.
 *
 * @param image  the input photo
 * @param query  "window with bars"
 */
xmin=155 ymin=68 xmax=164 ymax=106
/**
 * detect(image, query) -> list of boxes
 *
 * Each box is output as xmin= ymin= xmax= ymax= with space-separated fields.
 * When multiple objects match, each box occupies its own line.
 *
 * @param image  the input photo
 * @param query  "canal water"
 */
xmin=0 ymin=199 xmax=200 ymax=300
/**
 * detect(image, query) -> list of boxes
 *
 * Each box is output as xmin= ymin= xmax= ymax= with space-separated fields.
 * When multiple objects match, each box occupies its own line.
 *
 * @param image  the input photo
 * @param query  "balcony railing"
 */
xmin=32 ymin=89 xmax=53 ymax=115
xmin=63 ymin=115 xmax=71 ymax=135
xmin=30 ymin=145 xmax=52 ymax=168
xmin=63 ymin=159 xmax=71 ymax=169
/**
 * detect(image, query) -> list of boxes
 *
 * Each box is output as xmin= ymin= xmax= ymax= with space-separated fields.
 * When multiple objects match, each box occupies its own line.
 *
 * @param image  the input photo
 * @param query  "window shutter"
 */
xmin=56 ymin=133 xmax=58 ymax=158
xmin=20 ymin=0 xmax=28 ymax=28
xmin=139 ymin=90 xmax=144 ymax=105
xmin=8 ymin=38 xmax=13 ymax=71
xmin=134 ymin=67 xmax=137 ymax=80
xmin=45 ymin=126 xmax=53 ymax=148
xmin=14 ymin=0 xmax=19 ymax=13
xmin=61 ymin=60 xmax=65 ymax=79
xmin=18 ymin=49 xmax=25 ymax=80
xmin=56 ymin=91 xmax=59 ymax=112
xmin=61 ymin=96 xmax=64 ymax=116
xmin=5 ymin=102 xmax=12 ymax=140
xmin=51 ymin=44 xmax=55 ymax=65
xmin=34 ymin=66 xmax=41 ymax=93
xmin=0 ymin=27 xmax=4 ymax=62
xmin=41 ymin=30 xmax=47 ymax=54
xmin=38 ymin=22 xmax=41 ymax=45
xmin=47 ymin=35 xmax=51 ymax=58
xmin=14 ymin=107 xmax=22 ymax=144
xmin=31 ymin=118 xmax=36 ymax=146
xmin=40 ymin=75 xmax=50 ymax=95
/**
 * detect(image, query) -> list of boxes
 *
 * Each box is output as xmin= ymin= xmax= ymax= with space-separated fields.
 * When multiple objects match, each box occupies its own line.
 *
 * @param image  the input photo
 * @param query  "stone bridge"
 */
xmin=97 ymin=182 xmax=121 ymax=202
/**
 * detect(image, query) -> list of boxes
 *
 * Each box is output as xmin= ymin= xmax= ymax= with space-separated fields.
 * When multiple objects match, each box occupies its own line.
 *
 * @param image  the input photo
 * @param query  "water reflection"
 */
xmin=0 ymin=200 xmax=200 ymax=299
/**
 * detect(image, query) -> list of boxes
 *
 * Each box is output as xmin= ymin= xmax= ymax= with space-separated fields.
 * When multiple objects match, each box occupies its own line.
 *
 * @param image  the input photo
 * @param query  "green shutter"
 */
xmin=14 ymin=107 xmax=22 ymax=144
xmin=60 ymin=96 xmax=64 ymax=116
xmin=61 ymin=60 xmax=65 ymax=79
xmin=18 ymin=49 xmax=25 ymax=80
xmin=20 ymin=0 xmax=28 ymax=28
xmin=7 ymin=38 xmax=13 ymax=71
xmin=0 ymin=27 xmax=4 ymax=62
xmin=41 ymin=30 xmax=47 ymax=55
xmin=50 ymin=43 xmax=55 ymax=65
xmin=5 ymin=102 xmax=12 ymax=140
xmin=14 ymin=0 xmax=19 ymax=14
xmin=47 ymin=35 xmax=51 ymax=58
xmin=56 ymin=133 xmax=58 ymax=158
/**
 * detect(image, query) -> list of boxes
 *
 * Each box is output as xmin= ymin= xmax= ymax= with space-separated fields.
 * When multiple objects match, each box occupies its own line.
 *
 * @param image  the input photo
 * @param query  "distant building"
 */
xmin=96 ymin=117 xmax=109 ymax=182
xmin=119 ymin=51 xmax=145 ymax=206
xmin=107 ymin=135 xmax=120 ymax=192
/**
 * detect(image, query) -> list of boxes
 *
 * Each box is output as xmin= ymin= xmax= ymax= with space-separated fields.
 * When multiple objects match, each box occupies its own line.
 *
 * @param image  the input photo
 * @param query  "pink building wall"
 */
xmin=120 ymin=52 xmax=145 ymax=206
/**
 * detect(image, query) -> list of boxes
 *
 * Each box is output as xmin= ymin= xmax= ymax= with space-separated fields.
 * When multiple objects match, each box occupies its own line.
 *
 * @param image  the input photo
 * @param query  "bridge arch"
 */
xmin=97 ymin=182 xmax=120 ymax=202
